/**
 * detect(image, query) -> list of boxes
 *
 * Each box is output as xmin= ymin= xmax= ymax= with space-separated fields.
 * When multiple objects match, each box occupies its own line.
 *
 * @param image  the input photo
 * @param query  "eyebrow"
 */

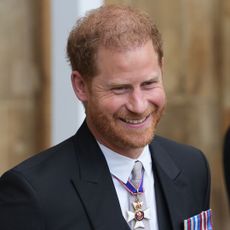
xmin=108 ymin=83 xmax=131 ymax=89
xmin=106 ymin=74 xmax=161 ymax=88
xmin=144 ymin=76 xmax=160 ymax=82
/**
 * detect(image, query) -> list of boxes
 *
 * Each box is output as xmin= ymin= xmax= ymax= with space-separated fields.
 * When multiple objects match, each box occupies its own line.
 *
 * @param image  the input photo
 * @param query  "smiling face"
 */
xmin=72 ymin=40 xmax=166 ymax=158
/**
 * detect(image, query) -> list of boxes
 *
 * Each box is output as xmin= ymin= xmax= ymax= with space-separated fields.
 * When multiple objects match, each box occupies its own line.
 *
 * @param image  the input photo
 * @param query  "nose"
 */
xmin=126 ymin=89 xmax=147 ymax=114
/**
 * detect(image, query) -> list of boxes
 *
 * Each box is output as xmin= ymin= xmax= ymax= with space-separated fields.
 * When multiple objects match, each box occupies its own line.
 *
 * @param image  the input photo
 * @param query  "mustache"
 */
xmin=115 ymin=107 xmax=157 ymax=120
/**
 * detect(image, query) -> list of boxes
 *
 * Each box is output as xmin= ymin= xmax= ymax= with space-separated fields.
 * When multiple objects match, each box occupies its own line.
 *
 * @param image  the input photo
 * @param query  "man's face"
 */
xmin=76 ymin=40 xmax=166 ymax=157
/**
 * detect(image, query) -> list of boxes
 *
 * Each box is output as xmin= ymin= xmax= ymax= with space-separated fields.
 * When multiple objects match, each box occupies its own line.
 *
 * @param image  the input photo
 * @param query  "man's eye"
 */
xmin=142 ymin=81 xmax=156 ymax=89
xmin=111 ymin=87 xmax=129 ymax=94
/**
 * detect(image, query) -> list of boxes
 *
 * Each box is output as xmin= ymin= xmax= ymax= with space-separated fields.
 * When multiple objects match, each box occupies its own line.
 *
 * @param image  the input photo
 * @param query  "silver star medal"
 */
xmin=127 ymin=200 xmax=151 ymax=229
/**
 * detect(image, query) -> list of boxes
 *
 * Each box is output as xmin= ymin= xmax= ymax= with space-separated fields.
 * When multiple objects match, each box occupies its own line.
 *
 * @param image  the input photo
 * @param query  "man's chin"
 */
xmin=117 ymin=131 xmax=155 ymax=148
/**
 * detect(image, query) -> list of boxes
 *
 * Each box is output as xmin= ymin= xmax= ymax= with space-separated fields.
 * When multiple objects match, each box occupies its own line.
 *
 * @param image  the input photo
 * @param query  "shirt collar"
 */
xmin=98 ymin=142 xmax=152 ymax=183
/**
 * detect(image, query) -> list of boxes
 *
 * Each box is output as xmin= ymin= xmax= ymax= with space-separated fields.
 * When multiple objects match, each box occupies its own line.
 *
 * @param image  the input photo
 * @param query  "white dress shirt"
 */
xmin=98 ymin=143 xmax=159 ymax=230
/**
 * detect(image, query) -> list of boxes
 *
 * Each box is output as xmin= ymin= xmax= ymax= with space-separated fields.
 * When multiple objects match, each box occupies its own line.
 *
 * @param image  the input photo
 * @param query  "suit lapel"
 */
xmin=150 ymin=139 xmax=194 ymax=230
xmin=71 ymin=122 xmax=130 ymax=230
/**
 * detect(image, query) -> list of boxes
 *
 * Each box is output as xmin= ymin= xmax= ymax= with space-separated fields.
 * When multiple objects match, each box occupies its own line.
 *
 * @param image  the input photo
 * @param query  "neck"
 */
xmin=97 ymin=139 xmax=144 ymax=159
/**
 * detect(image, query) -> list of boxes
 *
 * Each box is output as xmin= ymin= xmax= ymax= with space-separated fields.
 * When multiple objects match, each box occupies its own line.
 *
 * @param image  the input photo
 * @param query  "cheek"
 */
xmin=96 ymin=97 xmax=125 ymax=114
xmin=150 ymin=89 xmax=166 ymax=108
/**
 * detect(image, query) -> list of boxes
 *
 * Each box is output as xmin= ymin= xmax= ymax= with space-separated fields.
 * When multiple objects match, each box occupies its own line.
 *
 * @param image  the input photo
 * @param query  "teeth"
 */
xmin=124 ymin=117 xmax=146 ymax=124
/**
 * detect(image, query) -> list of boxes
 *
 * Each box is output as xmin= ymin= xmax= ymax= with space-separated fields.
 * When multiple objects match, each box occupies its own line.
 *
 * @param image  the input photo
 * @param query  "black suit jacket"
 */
xmin=0 ymin=121 xmax=210 ymax=230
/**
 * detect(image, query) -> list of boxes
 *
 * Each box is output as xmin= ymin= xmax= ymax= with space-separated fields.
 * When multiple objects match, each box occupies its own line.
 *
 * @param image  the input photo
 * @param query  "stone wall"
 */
xmin=222 ymin=0 xmax=230 ymax=129
xmin=0 ymin=0 xmax=49 ymax=173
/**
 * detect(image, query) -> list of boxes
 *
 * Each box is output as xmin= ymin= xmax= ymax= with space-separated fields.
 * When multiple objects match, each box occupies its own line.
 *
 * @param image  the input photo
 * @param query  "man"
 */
xmin=0 ymin=5 xmax=211 ymax=230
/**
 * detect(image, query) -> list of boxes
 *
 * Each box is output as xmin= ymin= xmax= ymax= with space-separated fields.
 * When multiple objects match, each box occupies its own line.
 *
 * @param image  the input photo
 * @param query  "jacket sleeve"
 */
xmin=0 ymin=170 xmax=45 ymax=230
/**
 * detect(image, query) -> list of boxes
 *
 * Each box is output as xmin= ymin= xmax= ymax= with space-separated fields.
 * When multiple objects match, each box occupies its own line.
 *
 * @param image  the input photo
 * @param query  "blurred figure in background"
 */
xmin=223 ymin=127 xmax=230 ymax=204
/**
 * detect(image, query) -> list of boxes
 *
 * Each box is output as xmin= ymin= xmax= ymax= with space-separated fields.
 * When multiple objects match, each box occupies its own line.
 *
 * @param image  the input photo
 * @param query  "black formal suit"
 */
xmin=0 ymin=121 xmax=210 ymax=230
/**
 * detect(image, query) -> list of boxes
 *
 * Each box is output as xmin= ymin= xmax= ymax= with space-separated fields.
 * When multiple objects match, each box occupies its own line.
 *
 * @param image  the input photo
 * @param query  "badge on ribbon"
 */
xmin=113 ymin=170 xmax=151 ymax=229
xmin=127 ymin=200 xmax=151 ymax=229
xmin=184 ymin=209 xmax=213 ymax=230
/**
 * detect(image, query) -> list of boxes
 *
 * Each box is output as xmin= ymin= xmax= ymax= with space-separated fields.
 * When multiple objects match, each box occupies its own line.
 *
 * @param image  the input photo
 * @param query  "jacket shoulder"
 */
xmin=152 ymin=135 xmax=206 ymax=162
xmin=151 ymin=135 xmax=210 ymax=183
xmin=1 ymin=136 xmax=77 ymax=188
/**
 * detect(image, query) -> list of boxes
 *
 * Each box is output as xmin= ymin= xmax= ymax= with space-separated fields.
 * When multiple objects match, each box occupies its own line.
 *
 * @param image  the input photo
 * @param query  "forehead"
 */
xmin=96 ymin=40 xmax=160 ymax=73
xmin=92 ymin=40 xmax=162 ymax=85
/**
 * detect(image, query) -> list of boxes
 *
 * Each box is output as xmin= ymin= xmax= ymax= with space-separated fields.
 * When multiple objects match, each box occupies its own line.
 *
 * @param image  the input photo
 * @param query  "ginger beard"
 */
xmin=86 ymin=101 xmax=165 ymax=151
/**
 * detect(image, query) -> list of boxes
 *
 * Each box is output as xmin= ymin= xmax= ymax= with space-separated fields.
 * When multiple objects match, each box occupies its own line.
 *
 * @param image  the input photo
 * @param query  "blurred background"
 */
xmin=0 ymin=0 xmax=229 ymax=228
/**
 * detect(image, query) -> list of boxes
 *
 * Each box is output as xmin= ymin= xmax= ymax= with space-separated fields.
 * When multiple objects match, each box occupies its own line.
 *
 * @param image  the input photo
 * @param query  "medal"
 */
xmin=127 ymin=199 xmax=151 ymax=229
xmin=113 ymin=172 xmax=151 ymax=229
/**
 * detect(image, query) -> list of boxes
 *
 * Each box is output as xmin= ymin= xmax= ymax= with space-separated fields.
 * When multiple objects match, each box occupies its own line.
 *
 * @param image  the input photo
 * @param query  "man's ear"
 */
xmin=71 ymin=71 xmax=88 ymax=102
